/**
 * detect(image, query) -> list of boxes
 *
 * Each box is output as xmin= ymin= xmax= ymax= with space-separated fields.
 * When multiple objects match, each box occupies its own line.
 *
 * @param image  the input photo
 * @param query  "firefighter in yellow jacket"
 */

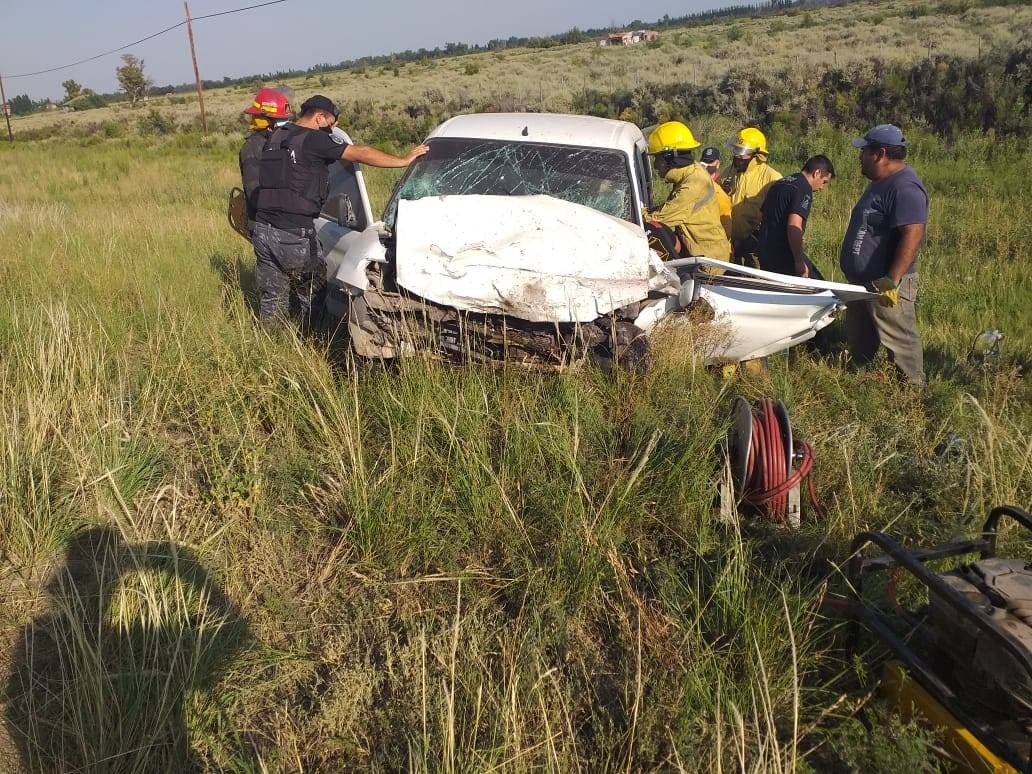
xmin=722 ymin=127 xmax=782 ymax=264
xmin=645 ymin=121 xmax=731 ymax=262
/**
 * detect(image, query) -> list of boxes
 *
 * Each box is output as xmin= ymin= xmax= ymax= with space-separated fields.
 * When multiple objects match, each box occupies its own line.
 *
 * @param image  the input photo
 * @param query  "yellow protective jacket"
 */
xmin=647 ymin=164 xmax=731 ymax=261
xmin=723 ymin=157 xmax=782 ymax=245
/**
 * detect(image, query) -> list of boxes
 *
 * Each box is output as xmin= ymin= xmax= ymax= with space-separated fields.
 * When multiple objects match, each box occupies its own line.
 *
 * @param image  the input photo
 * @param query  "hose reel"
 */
xmin=719 ymin=397 xmax=825 ymax=527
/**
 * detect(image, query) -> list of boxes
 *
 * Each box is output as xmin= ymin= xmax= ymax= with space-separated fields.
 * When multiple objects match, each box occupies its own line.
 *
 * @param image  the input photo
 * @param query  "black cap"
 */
xmin=700 ymin=146 xmax=720 ymax=164
xmin=300 ymin=95 xmax=339 ymax=119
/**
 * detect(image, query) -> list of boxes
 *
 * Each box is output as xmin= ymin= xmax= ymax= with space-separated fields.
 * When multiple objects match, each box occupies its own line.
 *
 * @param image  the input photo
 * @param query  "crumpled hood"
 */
xmin=394 ymin=194 xmax=672 ymax=323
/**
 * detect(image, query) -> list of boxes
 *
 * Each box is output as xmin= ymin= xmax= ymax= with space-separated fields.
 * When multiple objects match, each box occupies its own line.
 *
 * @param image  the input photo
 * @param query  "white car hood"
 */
xmin=394 ymin=194 xmax=670 ymax=323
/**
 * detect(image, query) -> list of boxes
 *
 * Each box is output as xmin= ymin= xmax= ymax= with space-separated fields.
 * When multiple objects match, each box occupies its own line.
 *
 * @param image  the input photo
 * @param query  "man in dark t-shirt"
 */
xmin=839 ymin=123 xmax=928 ymax=385
xmin=757 ymin=155 xmax=835 ymax=277
xmin=251 ymin=95 xmax=429 ymax=327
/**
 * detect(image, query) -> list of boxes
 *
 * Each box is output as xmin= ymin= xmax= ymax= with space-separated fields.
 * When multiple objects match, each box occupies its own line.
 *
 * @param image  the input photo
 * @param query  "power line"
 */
xmin=4 ymin=0 xmax=288 ymax=80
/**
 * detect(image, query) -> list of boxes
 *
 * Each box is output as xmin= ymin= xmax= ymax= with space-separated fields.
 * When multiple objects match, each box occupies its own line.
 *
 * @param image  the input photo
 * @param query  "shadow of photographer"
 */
xmin=4 ymin=527 xmax=252 ymax=773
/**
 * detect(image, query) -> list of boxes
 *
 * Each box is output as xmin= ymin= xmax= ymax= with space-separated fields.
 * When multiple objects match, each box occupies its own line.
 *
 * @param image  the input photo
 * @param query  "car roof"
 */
xmin=428 ymin=112 xmax=646 ymax=155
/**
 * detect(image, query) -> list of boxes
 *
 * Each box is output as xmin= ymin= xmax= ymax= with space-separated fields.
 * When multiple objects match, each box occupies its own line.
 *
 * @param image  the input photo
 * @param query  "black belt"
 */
xmin=257 ymin=221 xmax=315 ymax=237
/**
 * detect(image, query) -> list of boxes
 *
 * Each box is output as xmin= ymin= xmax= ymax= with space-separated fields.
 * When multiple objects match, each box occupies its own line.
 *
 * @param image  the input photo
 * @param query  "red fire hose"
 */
xmin=742 ymin=398 xmax=827 ymax=524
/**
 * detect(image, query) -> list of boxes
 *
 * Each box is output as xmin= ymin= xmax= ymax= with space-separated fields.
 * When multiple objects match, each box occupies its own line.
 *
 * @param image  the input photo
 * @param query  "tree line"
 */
xmin=9 ymin=0 xmax=843 ymax=111
xmin=7 ymin=54 xmax=150 ymax=116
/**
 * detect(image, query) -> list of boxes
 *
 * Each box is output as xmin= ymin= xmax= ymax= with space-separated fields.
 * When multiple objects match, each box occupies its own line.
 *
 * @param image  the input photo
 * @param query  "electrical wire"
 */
xmin=741 ymin=398 xmax=827 ymax=524
xmin=4 ymin=0 xmax=288 ymax=79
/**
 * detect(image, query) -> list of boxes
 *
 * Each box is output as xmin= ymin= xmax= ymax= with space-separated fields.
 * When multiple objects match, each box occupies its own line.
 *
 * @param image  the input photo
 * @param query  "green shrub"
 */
xmin=727 ymin=25 xmax=744 ymax=41
xmin=463 ymin=62 xmax=481 ymax=76
xmin=100 ymin=120 xmax=123 ymax=138
xmin=137 ymin=108 xmax=177 ymax=136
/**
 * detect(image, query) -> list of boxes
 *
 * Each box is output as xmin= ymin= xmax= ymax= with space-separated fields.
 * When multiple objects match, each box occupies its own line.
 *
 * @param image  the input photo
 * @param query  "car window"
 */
xmin=384 ymin=138 xmax=635 ymax=228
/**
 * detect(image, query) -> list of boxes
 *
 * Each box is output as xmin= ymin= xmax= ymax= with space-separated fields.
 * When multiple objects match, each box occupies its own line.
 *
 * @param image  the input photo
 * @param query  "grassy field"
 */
xmin=9 ymin=0 xmax=1032 ymax=137
xmin=0 ymin=110 xmax=1029 ymax=771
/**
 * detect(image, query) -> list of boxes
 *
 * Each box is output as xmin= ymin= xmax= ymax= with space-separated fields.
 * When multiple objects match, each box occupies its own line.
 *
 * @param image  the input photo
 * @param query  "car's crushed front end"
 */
xmin=315 ymin=113 xmax=879 ymax=367
xmin=334 ymin=193 xmax=673 ymax=366
xmin=323 ymin=192 xmax=878 ymax=367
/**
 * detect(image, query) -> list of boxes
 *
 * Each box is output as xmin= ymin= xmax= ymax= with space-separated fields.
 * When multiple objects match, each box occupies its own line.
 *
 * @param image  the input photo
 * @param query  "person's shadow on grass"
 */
xmin=210 ymin=252 xmax=260 ymax=316
xmin=4 ymin=527 xmax=252 ymax=773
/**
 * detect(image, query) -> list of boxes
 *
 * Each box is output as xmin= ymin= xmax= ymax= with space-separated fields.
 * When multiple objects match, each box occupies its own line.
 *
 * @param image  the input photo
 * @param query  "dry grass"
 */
xmin=10 ymin=0 xmax=1032 ymax=137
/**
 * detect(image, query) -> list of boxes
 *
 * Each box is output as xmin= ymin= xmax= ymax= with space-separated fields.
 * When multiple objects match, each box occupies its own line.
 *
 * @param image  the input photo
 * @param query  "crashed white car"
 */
xmin=315 ymin=113 xmax=875 ymax=365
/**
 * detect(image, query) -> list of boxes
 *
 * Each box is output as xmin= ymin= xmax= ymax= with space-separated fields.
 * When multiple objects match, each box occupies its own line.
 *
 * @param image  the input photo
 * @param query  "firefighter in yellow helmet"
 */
xmin=644 ymin=121 xmax=731 ymax=264
xmin=722 ymin=126 xmax=782 ymax=265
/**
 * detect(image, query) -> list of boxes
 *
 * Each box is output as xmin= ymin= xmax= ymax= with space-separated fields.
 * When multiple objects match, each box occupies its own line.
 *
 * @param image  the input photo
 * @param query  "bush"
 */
xmin=100 ymin=120 xmax=123 ymax=138
xmin=64 ymin=92 xmax=106 ymax=112
xmin=727 ymin=25 xmax=744 ymax=41
xmin=905 ymin=4 xmax=931 ymax=17
xmin=463 ymin=62 xmax=481 ymax=76
xmin=137 ymin=108 xmax=177 ymax=136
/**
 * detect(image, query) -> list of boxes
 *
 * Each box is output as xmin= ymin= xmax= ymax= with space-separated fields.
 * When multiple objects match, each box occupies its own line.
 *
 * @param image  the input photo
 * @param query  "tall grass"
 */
xmin=0 ymin=121 xmax=1029 ymax=770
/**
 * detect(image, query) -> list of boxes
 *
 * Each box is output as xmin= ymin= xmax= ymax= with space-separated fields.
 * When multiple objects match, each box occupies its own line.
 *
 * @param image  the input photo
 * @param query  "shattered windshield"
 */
xmin=384 ymin=138 xmax=635 ymax=228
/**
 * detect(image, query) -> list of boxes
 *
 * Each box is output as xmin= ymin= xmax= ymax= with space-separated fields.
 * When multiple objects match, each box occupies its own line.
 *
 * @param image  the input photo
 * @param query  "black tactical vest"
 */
xmin=256 ymin=126 xmax=330 ymax=218
xmin=239 ymin=129 xmax=270 ymax=220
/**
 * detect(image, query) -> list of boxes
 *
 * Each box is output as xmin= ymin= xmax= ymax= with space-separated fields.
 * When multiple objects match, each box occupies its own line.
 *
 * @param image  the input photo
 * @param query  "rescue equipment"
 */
xmin=849 ymin=506 xmax=1032 ymax=773
xmin=648 ymin=121 xmax=702 ymax=154
xmin=244 ymin=87 xmax=292 ymax=120
xmin=728 ymin=127 xmax=769 ymax=157
xmin=719 ymin=397 xmax=825 ymax=526
xmin=227 ymin=187 xmax=249 ymax=240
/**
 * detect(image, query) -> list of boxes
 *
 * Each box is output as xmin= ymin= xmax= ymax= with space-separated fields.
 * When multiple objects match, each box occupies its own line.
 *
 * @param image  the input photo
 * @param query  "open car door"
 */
xmin=313 ymin=127 xmax=375 ymax=316
xmin=636 ymin=257 xmax=881 ymax=363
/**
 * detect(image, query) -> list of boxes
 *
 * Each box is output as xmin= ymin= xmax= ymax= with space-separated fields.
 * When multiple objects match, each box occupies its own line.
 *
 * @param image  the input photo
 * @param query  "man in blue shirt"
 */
xmin=839 ymin=124 xmax=928 ymax=385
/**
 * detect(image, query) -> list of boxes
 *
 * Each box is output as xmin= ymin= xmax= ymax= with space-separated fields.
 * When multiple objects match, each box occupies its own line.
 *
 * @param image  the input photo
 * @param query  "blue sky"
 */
xmin=1 ymin=0 xmax=738 ymax=101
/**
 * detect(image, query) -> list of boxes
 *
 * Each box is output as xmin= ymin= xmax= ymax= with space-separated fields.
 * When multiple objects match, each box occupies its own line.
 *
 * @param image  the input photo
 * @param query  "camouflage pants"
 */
xmin=252 ymin=221 xmax=325 ymax=327
xmin=845 ymin=273 xmax=926 ymax=385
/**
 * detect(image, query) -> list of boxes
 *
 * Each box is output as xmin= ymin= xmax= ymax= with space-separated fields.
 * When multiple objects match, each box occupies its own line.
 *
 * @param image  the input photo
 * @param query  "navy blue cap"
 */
xmin=300 ymin=95 xmax=339 ymax=119
xmin=700 ymin=146 xmax=720 ymax=164
xmin=851 ymin=124 xmax=907 ymax=148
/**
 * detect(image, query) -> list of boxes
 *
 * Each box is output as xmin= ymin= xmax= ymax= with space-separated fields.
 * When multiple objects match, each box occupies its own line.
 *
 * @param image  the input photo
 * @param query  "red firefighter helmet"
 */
xmin=244 ymin=87 xmax=292 ymax=119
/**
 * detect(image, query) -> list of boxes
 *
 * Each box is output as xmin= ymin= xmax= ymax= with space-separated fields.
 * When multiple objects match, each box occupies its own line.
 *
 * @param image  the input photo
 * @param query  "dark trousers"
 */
xmin=251 ymin=221 xmax=325 ymax=327
xmin=845 ymin=273 xmax=925 ymax=385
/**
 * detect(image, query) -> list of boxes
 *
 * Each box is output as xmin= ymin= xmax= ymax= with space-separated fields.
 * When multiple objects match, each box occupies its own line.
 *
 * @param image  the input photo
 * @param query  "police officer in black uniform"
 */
xmin=757 ymin=155 xmax=835 ymax=278
xmin=253 ymin=95 xmax=429 ymax=327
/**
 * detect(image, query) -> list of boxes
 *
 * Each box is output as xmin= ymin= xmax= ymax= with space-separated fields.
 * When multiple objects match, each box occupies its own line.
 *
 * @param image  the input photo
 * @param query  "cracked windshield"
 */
xmin=384 ymin=138 xmax=634 ymax=227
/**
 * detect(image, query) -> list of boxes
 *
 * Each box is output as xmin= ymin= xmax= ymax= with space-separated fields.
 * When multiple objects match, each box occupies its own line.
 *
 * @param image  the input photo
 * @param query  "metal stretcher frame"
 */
xmin=848 ymin=505 xmax=1032 ymax=772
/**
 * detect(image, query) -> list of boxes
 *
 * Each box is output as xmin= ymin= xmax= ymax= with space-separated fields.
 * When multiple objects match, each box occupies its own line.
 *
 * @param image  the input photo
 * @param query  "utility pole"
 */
xmin=0 ymin=72 xmax=13 ymax=142
xmin=183 ymin=0 xmax=208 ymax=132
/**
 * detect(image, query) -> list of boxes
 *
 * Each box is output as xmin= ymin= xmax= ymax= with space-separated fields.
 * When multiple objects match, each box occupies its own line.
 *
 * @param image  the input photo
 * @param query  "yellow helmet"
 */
xmin=728 ymin=127 xmax=769 ymax=156
xmin=648 ymin=121 xmax=702 ymax=154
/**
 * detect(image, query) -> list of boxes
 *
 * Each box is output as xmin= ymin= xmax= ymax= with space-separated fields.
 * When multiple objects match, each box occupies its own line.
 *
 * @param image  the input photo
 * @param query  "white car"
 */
xmin=315 ymin=113 xmax=875 ymax=365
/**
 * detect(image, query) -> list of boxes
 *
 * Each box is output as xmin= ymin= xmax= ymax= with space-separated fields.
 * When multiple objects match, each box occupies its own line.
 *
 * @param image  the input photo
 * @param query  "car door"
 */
xmin=635 ymin=257 xmax=879 ymax=362
xmin=313 ymin=127 xmax=375 ymax=296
